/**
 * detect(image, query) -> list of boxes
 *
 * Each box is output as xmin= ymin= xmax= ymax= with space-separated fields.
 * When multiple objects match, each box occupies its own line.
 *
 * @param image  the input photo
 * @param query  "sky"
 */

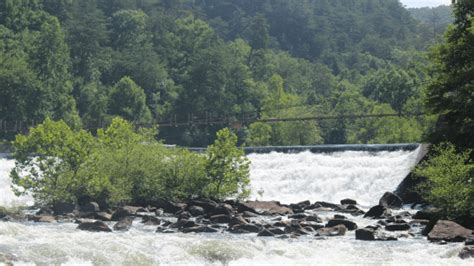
xmin=400 ymin=0 xmax=451 ymax=8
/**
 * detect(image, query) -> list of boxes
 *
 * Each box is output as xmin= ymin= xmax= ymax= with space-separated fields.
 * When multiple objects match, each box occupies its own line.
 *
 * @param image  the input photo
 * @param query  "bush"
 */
xmin=11 ymin=118 xmax=251 ymax=206
xmin=414 ymin=143 xmax=474 ymax=217
xmin=205 ymin=128 xmax=250 ymax=200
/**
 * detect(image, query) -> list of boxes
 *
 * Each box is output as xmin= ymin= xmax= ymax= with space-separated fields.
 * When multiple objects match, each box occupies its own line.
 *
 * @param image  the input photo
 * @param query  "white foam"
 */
xmin=248 ymin=147 xmax=421 ymax=206
xmin=0 ymin=154 xmax=34 ymax=208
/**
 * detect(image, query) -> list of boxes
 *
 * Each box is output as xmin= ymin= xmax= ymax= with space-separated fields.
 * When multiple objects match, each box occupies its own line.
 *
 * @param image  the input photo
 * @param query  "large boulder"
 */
xmin=379 ymin=192 xmax=403 ymax=209
xmin=428 ymin=220 xmax=473 ymax=242
xmin=326 ymin=219 xmax=357 ymax=231
xmin=364 ymin=205 xmax=389 ymax=219
xmin=77 ymin=221 xmax=112 ymax=232
xmin=340 ymin=199 xmax=357 ymax=205
xmin=93 ymin=212 xmax=112 ymax=221
xmin=113 ymin=217 xmax=134 ymax=231
xmin=355 ymin=228 xmax=376 ymax=241
xmin=111 ymin=206 xmax=142 ymax=221
xmin=242 ymin=201 xmax=293 ymax=215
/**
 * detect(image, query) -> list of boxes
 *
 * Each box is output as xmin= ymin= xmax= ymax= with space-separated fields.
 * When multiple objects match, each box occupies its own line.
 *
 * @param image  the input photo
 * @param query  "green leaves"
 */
xmin=415 ymin=143 xmax=474 ymax=217
xmin=205 ymin=128 xmax=250 ymax=200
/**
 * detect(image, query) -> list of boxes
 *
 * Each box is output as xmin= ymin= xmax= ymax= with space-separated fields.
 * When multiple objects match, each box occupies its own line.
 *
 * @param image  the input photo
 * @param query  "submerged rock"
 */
xmin=427 ymin=220 xmax=472 ymax=242
xmin=77 ymin=221 xmax=112 ymax=232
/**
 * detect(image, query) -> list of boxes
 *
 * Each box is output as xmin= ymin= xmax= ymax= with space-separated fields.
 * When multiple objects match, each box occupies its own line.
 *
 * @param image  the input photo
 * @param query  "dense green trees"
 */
xmin=0 ymin=0 xmax=442 ymax=145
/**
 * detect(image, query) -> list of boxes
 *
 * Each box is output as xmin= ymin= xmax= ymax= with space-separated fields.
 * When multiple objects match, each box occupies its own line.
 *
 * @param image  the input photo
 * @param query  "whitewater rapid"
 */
xmin=248 ymin=147 xmax=421 ymax=206
xmin=0 ymin=147 xmax=470 ymax=265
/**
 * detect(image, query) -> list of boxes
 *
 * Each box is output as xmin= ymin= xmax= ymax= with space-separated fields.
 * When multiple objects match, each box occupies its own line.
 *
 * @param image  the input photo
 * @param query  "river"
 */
xmin=0 ymin=148 xmax=469 ymax=265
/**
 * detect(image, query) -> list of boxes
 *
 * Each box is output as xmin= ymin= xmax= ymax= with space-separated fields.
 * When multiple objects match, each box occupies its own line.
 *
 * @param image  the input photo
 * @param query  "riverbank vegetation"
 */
xmin=10 ymin=118 xmax=249 ymax=206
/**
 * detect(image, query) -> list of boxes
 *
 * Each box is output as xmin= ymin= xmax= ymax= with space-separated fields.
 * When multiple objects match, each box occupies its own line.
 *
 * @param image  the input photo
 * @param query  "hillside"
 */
xmin=0 ymin=0 xmax=437 ymax=146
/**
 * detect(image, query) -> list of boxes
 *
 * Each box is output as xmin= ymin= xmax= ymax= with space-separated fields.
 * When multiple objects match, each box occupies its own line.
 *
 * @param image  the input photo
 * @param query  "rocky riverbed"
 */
xmin=2 ymin=191 xmax=472 ymax=264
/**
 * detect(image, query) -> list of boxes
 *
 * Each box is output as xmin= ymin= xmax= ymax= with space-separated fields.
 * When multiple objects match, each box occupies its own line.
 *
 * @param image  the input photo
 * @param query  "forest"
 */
xmin=0 ymin=0 xmax=453 ymax=147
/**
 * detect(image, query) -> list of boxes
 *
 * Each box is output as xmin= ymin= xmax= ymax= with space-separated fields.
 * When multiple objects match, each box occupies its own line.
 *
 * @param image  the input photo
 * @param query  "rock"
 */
xmin=341 ymin=199 xmax=357 ymax=205
xmin=290 ymin=200 xmax=311 ymax=212
xmin=36 ymin=207 xmax=53 ymax=216
xmin=313 ymin=201 xmax=342 ymax=211
xmin=334 ymin=214 xmax=347 ymax=220
xmin=32 ymin=215 xmax=56 ymax=223
xmin=148 ymin=199 xmax=186 ymax=214
xmin=181 ymin=226 xmax=219 ymax=233
xmin=356 ymin=228 xmax=376 ymax=241
xmin=315 ymin=224 xmax=347 ymax=237
xmin=242 ymin=211 xmax=258 ymax=217
xmin=111 ymin=206 xmax=141 ymax=221
xmin=268 ymin=227 xmax=285 ymax=235
xmin=93 ymin=212 xmax=112 ymax=221
xmin=113 ymin=216 xmax=134 ymax=231
xmin=304 ymin=215 xmax=323 ymax=223
xmin=288 ymin=213 xmax=306 ymax=219
xmin=78 ymin=221 xmax=112 ymax=232
xmin=231 ymin=223 xmax=262 ymax=233
xmin=413 ymin=207 xmax=443 ymax=221
xmin=466 ymin=239 xmax=474 ymax=246
xmin=171 ymin=219 xmax=196 ymax=229
xmin=326 ymin=219 xmax=357 ymax=231
xmin=53 ymin=202 xmax=76 ymax=215
xmin=284 ymin=220 xmax=310 ymax=235
xmin=176 ymin=211 xmax=191 ymax=220
xmin=300 ymin=221 xmax=324 ymax=230
xmin=187 ymin=199 xmax=218 ymax=213
xmin=385 ymin=223 xmax=410 ymax=231
xmin=257 ymin=229 xmax=275 ymax=237
xmin=459 ymin=246 xmax=474 ymax=259
xmin=209 ymin=204 xmax=234 ymax=216
xmin=379 ymin=192 xmax=403 ymax=209
xmin=142 ymin=216 xmax=161 ymax=225
xmin=428 ymin=220 xmax=473 ymax=242
xmin=242 ymin=201 xmax=293 ymax=215
xmin=228 ymin=215 xmax=249 ymax=227
xmin=364 ymin=205 xmax=388 ymax=219
xmin=79 ymin=202 xmax=100 ymax=213
xmin=210 ymin=214 xmax=231 ymax=223
xmin=187 ymin=205 xmax=206 ymax=217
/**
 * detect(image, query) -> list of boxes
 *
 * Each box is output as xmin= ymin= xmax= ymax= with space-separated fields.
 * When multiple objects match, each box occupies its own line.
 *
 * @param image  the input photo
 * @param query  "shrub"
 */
xmin=414 ymin=143 xmax=474 ymax=217
xmin=205 ymin=128 xmax=250 ymax=200
xmin=11 ymin=119 xmax=251 ymax=206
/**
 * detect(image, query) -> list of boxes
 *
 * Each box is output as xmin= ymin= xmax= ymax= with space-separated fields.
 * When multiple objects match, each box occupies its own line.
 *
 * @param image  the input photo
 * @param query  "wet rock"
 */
xmin=428 ymin=220 xmax=473 ymax=242
xmin=111 ymin=206 xmax=142 ymax=221
xmin=228 ymin=215 xmax=249 ymax=227
xmin=273 ymin=220 xmax=290 ymax=227
xmin=172 ymin=219 xmax=196 ymax=229
xmin=78 ymin=221 xmax=112 ymax=232
xmin=113 ymin=216 xmax=134 ymax=231
xmin=385 ymin=223 xmax=410 ymax=231
xmin=288 ymin=213 xmax=306 ymax=219
xmin=379 ymin=192 xmax=403 ymax=209
xmin=93 ymin=212 xmax=112 ymax=221
xmin=284 ymin=220 xmax=310 ymax=235
xmin=313 ymin=201 xmax=342 ymax=211
xmin=31 ymin=215 xmax=56 ymax=223
xmin=268 ymin=227 xmax=285 ymax=235
xmin=409 ymin=219 xmax=430 ymax=226
xmin=304 ymin=215 xmax=323 ymax=223
xmin=242 ymin=211 xmax=259 ymax=218
xmin=466 ymin=239 xmax=474 ymax=246
xmin=79 ymin=202 xmax=100 ymax=213
xmin=230 ymin=223 xmax=262 ymax=233
xmin=315 ymin=224 xmax=347 ymax=237
xmin=209 ymin=204 xmax=234 ymax=217
xmin=181 ymin=226 xmax=219 ymax=233
xmin=413 ymin=207 xmax=443 ymax=221
xmin=187 ymin=205 xmax=205 ymax=217
xmin=300 ymin=221 xmax=324 ymax=230
xmin=242 ymin=201 xmax=293 ymax=215
xmin=142 ymin=215 xmax=161 ymax=225
xmin=176 ymin=211 xmax=191 ymax=220
xmin=341 ymin=199 xmax=357 ymax=205
xmin=334 ymin=214 xmax=347 ymax=220
xmin=257 ymin=229 xmax=275 ymax=237
xmin=36 ymin=207 xmax=54 ymax=216
xmin=290 ymin=200 xmax=311 ymax=212
xmin=187 ymin=199 xmax=218 ymax=213
xmin=459 ymin=246 xmax=474 ymax=259
xmin=356 ymin=228 xmax=376 ymax=241
xmin=210 ymin=214 xmax=231 ymax=223
xmin=326 ymin=219 xmax=357 ymax=230
xmin=53 ymin=202 xmax=76 ymax=215
xmin=364 ymin=205 xmax=388 ymax=219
